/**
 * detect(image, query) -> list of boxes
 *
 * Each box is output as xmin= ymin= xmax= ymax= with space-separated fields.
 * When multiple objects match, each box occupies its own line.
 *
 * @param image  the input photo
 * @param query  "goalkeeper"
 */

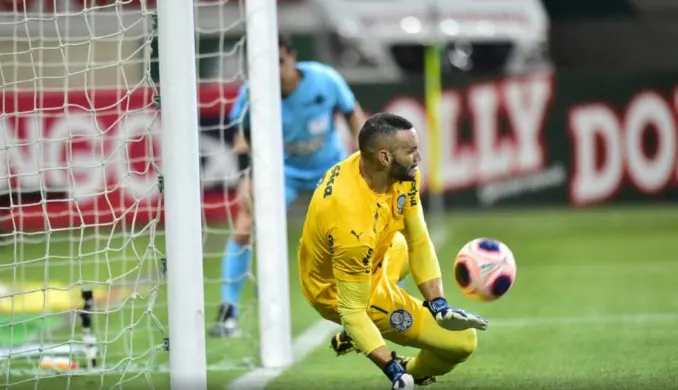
xmin=298 ymin=113 xmax=488 ymax=389
xmin=210 ymin=34 xmax=365 ymax=336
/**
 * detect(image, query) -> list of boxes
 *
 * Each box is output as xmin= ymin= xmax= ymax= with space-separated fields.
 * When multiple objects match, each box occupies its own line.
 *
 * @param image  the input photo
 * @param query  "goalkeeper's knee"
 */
xmin=433 ymin=328 xmax=478 ymax=366
xmin=405 ymin=329 xmax=477 ymax=379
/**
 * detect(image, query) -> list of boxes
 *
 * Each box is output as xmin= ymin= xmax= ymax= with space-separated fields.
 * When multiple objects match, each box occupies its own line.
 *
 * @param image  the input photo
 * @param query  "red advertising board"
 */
xmin=0 ymin=84 xmax=240 ymax=231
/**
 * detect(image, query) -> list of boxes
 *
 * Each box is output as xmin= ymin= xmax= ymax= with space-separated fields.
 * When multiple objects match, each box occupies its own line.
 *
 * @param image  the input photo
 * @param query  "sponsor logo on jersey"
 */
xmin=362 ymin=248 xmax=374 ymax=274
xmin=408 ymin=182 xmax=417 ymax=207
xmin=307 ymin=114 xmax=330 ymax=135
xmin=323 ymin=165 xmax=341 ymax=198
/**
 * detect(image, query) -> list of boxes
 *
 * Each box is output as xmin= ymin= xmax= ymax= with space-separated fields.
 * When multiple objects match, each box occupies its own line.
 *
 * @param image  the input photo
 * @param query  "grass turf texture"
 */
xmin=0 ymin=206 xmax=675 ymax=389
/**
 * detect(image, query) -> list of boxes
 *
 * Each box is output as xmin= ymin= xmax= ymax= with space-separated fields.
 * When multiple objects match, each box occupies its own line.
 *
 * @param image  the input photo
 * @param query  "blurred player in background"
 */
xmin=298 ymin=113 xmax=487 ymax=389
xmin=210 ymin=34 xmax=365 ymax=337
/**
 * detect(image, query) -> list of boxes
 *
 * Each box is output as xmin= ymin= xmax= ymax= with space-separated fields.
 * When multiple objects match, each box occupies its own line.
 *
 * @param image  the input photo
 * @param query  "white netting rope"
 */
xmin=0 ymin=1 xmax=255 ymax=387
xmin=193 ymin=0 xmax=259 ymax=372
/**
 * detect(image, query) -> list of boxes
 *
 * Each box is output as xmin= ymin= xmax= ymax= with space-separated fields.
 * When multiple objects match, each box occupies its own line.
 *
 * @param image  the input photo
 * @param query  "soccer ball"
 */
xmin=453 ymin=238 xmax=516 ymax=302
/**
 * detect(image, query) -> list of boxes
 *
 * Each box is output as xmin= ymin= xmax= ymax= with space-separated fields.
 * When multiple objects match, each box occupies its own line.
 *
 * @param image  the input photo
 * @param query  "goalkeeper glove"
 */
xmin=383 ymin=352 xmax=415 ymax=390
xmin=425 ymin=297 xmax=488 ymax=331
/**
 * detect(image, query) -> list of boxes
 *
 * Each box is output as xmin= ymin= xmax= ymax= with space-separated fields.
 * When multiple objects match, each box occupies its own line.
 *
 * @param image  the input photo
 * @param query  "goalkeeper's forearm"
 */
xmin=340 ymin=310 xmax=412 ymax=386
xmin=340 ymin=310 xmax=390 ymax=367
xmin=404 ymin=207 xmax=443 ymax=289
xmin=336 ymin=278 xmax=387 ymax=362
xmin=416 ymin=277 xmax=446 ymax=303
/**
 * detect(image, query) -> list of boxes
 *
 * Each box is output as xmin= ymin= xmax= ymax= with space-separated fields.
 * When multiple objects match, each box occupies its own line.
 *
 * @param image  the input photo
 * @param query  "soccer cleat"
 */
xmin=209 ymin=303 xmax=242 ymax=337
xmin=330 ymin=330 xmax=360 ymax=356
xmin=395 ymin=355 xmax=437 ymax=386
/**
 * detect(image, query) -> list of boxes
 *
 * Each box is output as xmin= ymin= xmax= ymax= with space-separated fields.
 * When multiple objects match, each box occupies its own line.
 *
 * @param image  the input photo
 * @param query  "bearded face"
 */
xmin=386 ymin=129 xmax=421 ymax=182
xmin=388 ymin=153 xmax=418 ymax=182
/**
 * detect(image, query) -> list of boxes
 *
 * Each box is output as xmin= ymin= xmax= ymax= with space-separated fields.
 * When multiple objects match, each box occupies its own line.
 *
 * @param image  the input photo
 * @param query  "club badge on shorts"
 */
xmin=389 ymin=309 xmax=413 ymax=332
xmin=396 ymin=194 xmax=406 ymax=215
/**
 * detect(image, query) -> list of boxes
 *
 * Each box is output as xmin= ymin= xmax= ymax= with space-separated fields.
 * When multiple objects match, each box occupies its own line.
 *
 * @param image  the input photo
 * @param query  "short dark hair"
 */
xmin=358 ymin=113 xmax=413 ymax=157
xmin=278 ymin=34 xmax=295 ymax=53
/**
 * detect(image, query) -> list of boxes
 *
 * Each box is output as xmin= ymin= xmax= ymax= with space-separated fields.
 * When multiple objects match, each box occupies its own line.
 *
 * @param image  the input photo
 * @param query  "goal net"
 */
xmin=0 ymin=0 xmax=260 ymax=387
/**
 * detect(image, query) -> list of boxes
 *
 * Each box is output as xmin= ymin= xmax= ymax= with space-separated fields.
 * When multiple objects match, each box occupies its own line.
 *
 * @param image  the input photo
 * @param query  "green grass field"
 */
xmin=0 ymin=205 xmax=676 ymax=389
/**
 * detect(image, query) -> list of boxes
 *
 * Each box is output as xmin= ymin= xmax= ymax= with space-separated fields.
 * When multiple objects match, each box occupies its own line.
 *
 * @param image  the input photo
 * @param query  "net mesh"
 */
xmin=0 ymin=0 xmax=254 ymax=387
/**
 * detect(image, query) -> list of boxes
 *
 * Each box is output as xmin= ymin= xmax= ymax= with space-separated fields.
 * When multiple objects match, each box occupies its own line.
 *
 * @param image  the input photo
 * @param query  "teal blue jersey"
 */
xmin=229 ymin=61 xmax=355 ymax=180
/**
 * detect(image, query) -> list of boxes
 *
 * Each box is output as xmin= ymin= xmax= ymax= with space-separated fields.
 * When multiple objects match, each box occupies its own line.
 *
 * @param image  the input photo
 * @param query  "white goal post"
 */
xmin=155 ymin=0 xmax=208 ymax=387
xmin=244 ymin=0 xmax=294 ymax=370
xmin=0 ymin=0 xmax=291 ymax=387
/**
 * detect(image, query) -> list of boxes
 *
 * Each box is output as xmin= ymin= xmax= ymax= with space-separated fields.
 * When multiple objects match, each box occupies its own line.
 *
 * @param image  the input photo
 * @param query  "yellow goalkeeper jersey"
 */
xmin=298 ymin=151 xmax=421 ymax=311
xmin=298 ymin=151 xmax=443 ymax=355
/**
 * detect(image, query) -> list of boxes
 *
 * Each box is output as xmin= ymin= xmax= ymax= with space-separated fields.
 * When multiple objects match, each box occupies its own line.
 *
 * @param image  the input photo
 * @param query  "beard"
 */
xmin=389 ymin=159 xmax=417 ymax=182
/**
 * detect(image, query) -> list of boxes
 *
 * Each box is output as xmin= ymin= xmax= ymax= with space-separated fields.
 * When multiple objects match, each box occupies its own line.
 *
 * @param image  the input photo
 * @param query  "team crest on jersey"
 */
xmin=389 ymin=309 xmax=413 ymax=332
xmin=396 ymin=194 xmax=406 ymax=214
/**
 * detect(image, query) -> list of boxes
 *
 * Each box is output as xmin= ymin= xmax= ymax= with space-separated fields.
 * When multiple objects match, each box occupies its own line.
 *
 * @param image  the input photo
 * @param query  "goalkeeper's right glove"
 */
xmin=383 ymin=351 xmax=415 ymax=390
xmin=425 ymin=297 xmax=488 ymax=331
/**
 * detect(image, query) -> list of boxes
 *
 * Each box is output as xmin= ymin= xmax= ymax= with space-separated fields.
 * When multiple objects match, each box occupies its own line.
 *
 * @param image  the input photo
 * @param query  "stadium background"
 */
xmin=0 ymin=0 xmax=676 ymax=389
xmin=2 ymin=0 xmax=678 ymax=224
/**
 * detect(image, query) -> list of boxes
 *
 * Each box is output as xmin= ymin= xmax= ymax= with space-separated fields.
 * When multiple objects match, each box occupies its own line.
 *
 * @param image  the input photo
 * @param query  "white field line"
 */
xmin=228 ymin=320 xmax=341 ymax=390
xmin=228 ymin=222 xmax=452 ymax=390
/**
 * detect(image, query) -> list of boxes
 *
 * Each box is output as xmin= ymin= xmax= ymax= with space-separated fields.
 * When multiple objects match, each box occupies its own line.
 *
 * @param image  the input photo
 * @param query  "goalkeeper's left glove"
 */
xmin=425 ymin=297 xmax=488 ymax=331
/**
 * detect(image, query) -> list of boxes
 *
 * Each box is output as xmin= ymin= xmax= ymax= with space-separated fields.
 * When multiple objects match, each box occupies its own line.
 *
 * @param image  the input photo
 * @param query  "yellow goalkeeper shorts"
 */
xmin=312 ymin=232 xmax=476 ymax=355
xmin=367 ymin=233 xmax=476 ymax=354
